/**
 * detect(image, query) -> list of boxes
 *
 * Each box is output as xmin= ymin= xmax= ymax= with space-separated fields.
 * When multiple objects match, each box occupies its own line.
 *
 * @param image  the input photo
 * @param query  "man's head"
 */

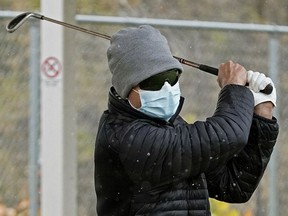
xmin=107 ymin=25 xmax=183 ymax=99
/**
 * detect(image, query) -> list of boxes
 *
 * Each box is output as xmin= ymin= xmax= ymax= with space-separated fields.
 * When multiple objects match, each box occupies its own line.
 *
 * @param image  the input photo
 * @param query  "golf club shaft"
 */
xmin=40 ymin=17 xmax=220 ymax=76
xmin=7 ymin=13 xmax=212 ymax=71
xmin=6 ymin=12 xmax=273 ymax=94
xmin=43 ymin=16 xmax=111 ymax=40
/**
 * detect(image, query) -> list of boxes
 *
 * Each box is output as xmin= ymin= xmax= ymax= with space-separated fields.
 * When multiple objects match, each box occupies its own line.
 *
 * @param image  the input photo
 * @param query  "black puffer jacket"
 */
xmin=94 ymin=84 xmax=279 ymax=216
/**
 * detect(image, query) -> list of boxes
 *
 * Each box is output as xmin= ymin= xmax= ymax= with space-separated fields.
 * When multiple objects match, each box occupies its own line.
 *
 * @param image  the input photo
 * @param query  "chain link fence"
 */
xmin=1 ymin=12 xmax=288 ymax=216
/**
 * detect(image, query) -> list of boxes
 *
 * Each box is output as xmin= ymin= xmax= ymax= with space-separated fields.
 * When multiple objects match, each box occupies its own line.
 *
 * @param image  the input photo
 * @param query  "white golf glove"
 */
xmin=247 ymin=70 xmax=276 ymax=107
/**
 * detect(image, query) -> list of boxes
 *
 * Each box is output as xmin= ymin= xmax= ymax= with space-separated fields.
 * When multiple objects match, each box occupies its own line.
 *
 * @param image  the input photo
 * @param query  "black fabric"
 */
xmin=94 ymin=84 xmax=279 ymax=216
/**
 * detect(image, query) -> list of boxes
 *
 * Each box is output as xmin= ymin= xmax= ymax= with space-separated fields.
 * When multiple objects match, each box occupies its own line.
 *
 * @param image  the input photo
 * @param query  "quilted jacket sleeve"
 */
xmin=206 ymin=114 xmax=279 ymax=202
xmin=109 ymin=84 xmax=256 ymax=186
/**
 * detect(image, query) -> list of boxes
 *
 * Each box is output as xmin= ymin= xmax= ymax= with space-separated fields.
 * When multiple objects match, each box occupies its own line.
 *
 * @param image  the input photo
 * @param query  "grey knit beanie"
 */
xmin=107 ymin=25 xmax=183 ymax=98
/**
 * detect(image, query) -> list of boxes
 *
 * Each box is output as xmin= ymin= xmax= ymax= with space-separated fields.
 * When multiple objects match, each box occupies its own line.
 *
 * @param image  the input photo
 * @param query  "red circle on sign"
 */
xmin=41 ymin=57 xmax=62 ymax=78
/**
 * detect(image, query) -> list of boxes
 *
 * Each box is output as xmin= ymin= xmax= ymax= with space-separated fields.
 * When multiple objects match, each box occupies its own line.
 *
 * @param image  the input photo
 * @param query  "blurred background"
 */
xmin=0 ymin=0 xmax=287 ymax=216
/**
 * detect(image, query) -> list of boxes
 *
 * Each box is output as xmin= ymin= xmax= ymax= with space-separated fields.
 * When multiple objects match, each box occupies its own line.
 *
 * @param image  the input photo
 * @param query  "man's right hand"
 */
xmin=217 ymin=60 xmax=247 ymax=89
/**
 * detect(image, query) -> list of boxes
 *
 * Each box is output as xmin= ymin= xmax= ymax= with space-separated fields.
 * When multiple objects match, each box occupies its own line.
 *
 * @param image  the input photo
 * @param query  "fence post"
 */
xmin=268 ymin=32 xmax=279 ymax=216
xmin=29 ymin=20 xmax=40 ymax=216
xmin=40 ymin=1 xmax=77 ymax=215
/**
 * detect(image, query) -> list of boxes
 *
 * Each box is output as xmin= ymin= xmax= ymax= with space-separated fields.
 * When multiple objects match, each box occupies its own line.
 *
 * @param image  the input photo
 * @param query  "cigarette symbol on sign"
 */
xmin=41 ymin=57 xmax=62 ymax=78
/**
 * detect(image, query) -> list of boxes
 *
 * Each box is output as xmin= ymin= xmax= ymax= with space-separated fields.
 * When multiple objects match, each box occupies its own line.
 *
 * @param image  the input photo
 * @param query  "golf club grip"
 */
xmin=198 ymin=64 xmax=273 ymax=95
xmin=198 ymin=64 xmax=218 ymax=75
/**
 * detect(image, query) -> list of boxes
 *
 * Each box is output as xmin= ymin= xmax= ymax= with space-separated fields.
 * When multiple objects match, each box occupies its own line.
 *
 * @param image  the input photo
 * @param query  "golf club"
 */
xmin=6 ymin=11 xmax=273 ymax=94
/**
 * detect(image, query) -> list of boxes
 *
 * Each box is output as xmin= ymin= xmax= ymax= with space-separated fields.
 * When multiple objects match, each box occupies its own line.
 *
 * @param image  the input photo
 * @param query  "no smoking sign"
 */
xmin=41 ymin=56 xmax=62 ymax=78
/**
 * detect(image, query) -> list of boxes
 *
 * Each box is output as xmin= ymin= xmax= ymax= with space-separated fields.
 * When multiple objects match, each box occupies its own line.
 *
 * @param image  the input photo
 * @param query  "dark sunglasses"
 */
xmin=139 ymin=69 xmax=180 ymax=91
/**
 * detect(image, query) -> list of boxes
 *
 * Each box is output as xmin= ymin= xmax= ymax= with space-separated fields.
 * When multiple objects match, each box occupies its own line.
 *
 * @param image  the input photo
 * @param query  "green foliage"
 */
xmin=183 ymin=113 xmax=198 ymax=123
xmin=210 ymin=199 xmax=241 ymax=216
xmin=0 ymin=0 xmax=39 ymax=10
xmin=77 ymin=130 xmax=94 ymax=163
xmin=77 ymin=0 xmax=118 ymax=15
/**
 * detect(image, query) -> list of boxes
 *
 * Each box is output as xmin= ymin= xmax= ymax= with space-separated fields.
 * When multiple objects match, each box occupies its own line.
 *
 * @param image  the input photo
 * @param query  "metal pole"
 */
xmin=268 ymin=33 xmax=279 ymax=216
xmin=29 ymin=20 xmax=40 ymax=216
xmin=75 ymin=14 xmax=288 ymax=33
xmin=40 ymin=0 xmax=77 ymax=215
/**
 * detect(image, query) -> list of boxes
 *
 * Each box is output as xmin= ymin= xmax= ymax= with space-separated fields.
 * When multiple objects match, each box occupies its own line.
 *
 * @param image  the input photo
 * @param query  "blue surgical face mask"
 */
xmin=131 ymin=81 xmax=181 ymax=121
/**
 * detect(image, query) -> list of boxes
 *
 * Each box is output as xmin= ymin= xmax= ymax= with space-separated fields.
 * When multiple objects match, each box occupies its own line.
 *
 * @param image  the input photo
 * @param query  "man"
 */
xmin=94 ymin=25 xmax=278 ymax=216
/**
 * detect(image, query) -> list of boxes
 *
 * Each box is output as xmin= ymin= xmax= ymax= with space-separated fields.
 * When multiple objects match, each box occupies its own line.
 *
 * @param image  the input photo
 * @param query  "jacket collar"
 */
xmin=108 ymin=87 xmax=184 ymax=125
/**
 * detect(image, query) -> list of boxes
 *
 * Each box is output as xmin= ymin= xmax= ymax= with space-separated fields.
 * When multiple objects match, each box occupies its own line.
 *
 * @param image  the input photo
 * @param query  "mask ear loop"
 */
xmin=127 ymin=88 xmax=141 ymax=110
xmin=127 ymin=99 xmax=139 ymax=110
xmin=132 ymin=89 xmax=139 ymax=94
